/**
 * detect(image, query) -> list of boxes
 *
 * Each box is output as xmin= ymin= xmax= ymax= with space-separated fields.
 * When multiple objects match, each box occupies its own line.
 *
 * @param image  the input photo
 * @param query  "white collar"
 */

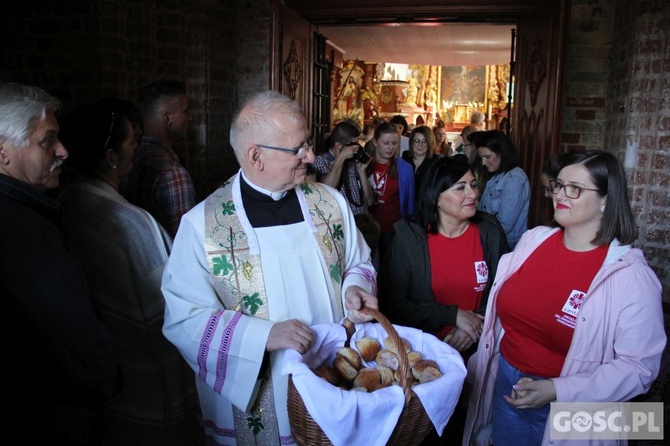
xmin=240 ymin=170 xmax=287 ymax=201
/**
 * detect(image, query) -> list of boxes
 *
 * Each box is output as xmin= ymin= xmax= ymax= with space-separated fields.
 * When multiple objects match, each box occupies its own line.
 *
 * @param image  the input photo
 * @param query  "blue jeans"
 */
xmin=492 ymin=355 xmax=550 ymax=446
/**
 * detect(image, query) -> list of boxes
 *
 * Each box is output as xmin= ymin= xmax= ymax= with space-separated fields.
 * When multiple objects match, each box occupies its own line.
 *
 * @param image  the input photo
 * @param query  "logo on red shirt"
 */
xmin=561 ymin=290 xmax=586 ymax=317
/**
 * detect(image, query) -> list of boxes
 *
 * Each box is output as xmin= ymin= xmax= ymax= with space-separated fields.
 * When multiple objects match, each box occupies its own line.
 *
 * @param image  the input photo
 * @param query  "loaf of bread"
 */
xmin=355 ymin=336 xmax=382 ymax=362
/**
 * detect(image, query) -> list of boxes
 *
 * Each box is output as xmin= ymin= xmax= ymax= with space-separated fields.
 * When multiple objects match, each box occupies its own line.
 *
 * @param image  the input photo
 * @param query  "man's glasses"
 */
xmin=549 ymin=179 xmax=603 ymax=199
xmin=256 ymin=139 xmax=314 ymax=159
xmin=412 ymin=139 xmax=428 ymax=145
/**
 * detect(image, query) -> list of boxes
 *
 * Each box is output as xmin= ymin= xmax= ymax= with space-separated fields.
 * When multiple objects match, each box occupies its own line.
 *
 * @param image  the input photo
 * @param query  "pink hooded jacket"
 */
xmin=463 ymin=226 xmax=666 ymax=446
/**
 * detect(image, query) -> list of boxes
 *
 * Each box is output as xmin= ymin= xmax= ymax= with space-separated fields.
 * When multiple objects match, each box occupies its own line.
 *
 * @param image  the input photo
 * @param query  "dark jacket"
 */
xmin=379 ymin=211 xmax=509 ymax=333
xmin=401 ymin=151 xmax=438 ymax=199
xmin=0 ymin=174 xmax=119 ymax=445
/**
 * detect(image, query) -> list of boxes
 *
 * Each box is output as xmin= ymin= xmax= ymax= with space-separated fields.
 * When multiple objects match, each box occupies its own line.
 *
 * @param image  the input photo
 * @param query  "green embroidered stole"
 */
xmin=202 ymin=175 xmax=346 ymax=443
xmin=204 ymin=176 xmax=345 ymax=318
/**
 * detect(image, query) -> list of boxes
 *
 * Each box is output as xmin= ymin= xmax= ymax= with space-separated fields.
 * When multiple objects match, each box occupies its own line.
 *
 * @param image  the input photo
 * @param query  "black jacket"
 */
xmin=379 ymin=211 xmax=509 ymax=334
xmin=1 ymin=174 xmax=119 ymax=444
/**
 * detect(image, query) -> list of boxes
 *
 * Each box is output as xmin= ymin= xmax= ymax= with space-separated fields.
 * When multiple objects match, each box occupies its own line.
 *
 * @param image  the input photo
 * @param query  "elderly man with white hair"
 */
xmin=0 ymin=82 xmax=119 ymax=444
xmin=161 ymin=90 xmax=378 ymax=445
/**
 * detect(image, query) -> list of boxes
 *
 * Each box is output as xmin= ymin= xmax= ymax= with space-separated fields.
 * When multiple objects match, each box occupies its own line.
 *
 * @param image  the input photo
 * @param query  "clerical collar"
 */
xmin=239 ymin=170 xmax=287 ymax=201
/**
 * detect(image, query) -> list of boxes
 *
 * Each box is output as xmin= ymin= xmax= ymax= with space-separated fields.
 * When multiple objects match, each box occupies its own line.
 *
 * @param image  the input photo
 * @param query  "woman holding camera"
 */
xmin=402 ymin=125 xmax=440 ymax=199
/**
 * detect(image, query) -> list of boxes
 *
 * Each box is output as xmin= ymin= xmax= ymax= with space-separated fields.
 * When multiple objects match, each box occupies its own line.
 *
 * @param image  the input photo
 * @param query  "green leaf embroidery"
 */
xmin=221 ymin=201 xmax=235 ymax=215
xmin=242 ymin=292 xmax=264 ymax=315
xmin=212 ymin=255 xmax=234 ymax=276
xmin=300 ymin=183 xmax=314 ymax=195
xmin=246 ymin=416 xmax=264 ymax=435
xmin=330 ymin=263 xmax=342 ymax=283
xmin=332 ymin=223 xmax=344 ymax=240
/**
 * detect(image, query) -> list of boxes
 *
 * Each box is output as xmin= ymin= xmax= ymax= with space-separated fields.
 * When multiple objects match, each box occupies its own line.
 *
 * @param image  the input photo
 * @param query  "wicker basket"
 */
xmin=287 ymin=307 xmax=433 ymax=446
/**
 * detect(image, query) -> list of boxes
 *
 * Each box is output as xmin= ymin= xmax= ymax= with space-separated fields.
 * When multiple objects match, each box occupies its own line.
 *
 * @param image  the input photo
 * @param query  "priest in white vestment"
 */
xmin=162 ymin=91 xmax=378 ymax=445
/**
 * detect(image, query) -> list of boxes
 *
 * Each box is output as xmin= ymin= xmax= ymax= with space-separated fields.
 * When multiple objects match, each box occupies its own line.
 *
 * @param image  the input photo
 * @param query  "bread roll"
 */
xmin=375 ymin=365 xmax=395 ymax=385
xmin=384 ymin=336 xmax=411 ymax=354
xmin=337 ymin=347 xmax=362 ymax=370
xmin=412 ymin=359 xmax=440 ymax=375
xmin=407 ymin=351 xmax=423 ymax=368
xmin=312 ymin=364 xmax=339 ymax=386
xmin=376 ymin=349 xmax=400 ymax=371
xmin=514 ymin=377 xmax=533 ymax=398
xmin=371 ymin=381 xmax=392 ymax=391
xmin=353 ymin=367 xmax=381 ymax=389
xmin=394 ymin=367 xmax=414 ymax=384
xmin=355 ymin=336 xmax=381 ymax=362
xmin=415 ymin=366 xmax=442 ymax=384
xmin=333 ymin=355 xmax=358 ymax=381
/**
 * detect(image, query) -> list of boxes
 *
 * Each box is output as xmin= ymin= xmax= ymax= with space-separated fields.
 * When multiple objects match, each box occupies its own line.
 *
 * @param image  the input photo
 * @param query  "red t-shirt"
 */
xmin=497 ymin=231 xmax=608 ymax=377
xmin=369 ymin=161 xmax=401 ymax=233
xmin=428 ymin=223 xmax=487 ymax=339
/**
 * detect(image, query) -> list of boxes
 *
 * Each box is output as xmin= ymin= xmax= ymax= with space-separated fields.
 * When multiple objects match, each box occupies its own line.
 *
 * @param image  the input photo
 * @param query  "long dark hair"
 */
xmin=60 ymin=99 xmax=128 ymax=176
xmin=413 ymin=154 xmax=472 ymax=234
xmin=470 ymin=130 xmax=520 ymax=173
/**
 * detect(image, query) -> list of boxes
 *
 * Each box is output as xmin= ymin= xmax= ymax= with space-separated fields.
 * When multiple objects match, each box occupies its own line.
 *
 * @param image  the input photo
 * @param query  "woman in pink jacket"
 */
xmin=463 ymin=150 xmax=665 ymax=446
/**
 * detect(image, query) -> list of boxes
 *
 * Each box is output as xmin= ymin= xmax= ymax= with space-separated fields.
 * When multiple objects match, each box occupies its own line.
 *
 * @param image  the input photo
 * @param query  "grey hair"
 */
xmin=470 ymin=111 xmax=486 ymax=125
xmin=229 ymin=90 xmax=303 ymax=158
xmin=0 ymin=83 xmax=61 ymax=148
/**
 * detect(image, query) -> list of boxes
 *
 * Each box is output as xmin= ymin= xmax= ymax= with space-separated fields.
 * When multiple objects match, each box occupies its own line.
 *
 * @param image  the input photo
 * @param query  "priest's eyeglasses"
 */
xmin=256 ymin=139 xmax=314 ymax=159
xmin=549 ymin=180 xmax=603 ymax=199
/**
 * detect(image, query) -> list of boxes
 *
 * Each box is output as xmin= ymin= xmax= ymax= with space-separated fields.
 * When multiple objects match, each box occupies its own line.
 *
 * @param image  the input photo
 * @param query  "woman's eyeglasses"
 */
xmin=412 ymin=139 xmax=428 ymax=145
xmin=549 ymin=179 xmax=603 ymax=199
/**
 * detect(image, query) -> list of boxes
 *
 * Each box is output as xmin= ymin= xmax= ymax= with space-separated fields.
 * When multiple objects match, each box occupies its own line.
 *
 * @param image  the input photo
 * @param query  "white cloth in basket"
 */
xmin=281 ymin=320 xmax=467 ymax=445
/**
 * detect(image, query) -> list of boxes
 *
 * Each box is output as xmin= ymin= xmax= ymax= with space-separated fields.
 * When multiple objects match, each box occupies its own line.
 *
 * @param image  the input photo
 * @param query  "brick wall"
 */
xmin=606 ymin=0 xmax=670 ymax=302
xmin=1 ymin=0 xmax=667 ymax=300
xmin=562 ymin=0 xmax=615 ymax=153
xmin=563 ymin=0 xmax=670 ymax=302
xmin=0 ymin=0 xmax=241 ymax=200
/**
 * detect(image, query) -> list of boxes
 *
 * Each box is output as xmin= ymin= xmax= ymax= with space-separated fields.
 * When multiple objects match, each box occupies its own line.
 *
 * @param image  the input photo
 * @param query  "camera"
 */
xmin=348 ymin=143 xmax=370 ymax=164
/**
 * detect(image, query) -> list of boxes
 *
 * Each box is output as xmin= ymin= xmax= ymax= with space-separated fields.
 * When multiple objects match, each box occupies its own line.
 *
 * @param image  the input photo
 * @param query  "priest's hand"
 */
xmin=344 ymin=285 xmax=378 ymax=324
xmin=266 ymin=319 xmax=313 ymax=354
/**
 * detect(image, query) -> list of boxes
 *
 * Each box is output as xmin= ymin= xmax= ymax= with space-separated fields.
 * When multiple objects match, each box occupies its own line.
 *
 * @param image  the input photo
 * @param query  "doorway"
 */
xmin=279 ymin=0 xmax=569 ymax=228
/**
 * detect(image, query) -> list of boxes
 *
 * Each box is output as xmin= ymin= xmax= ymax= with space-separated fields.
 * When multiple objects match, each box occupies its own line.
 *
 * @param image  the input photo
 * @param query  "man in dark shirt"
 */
xmin=0 ymin=82 xmax=119 ymax=444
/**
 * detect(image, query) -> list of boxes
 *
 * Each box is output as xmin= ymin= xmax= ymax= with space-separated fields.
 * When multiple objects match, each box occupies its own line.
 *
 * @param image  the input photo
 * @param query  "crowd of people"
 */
xmin=1 ymin=81 xmax=664 ymax=446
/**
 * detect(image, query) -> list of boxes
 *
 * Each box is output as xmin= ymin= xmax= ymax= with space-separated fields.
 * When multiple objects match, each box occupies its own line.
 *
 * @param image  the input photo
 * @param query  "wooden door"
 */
xmin=272 ymin=1 xmax=314 ymax=128
xmin=513 ymin=0 xmax=570 ymax=227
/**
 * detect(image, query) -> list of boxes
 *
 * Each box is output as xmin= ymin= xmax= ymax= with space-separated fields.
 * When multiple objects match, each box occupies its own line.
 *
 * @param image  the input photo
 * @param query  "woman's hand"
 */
xmin=444 ymin=327 xmax=477 ymax=352
xmin=504 ymin=378 xmax=557 ymax=409
xmin=455 ymin=309 xmax=484 ymax=342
